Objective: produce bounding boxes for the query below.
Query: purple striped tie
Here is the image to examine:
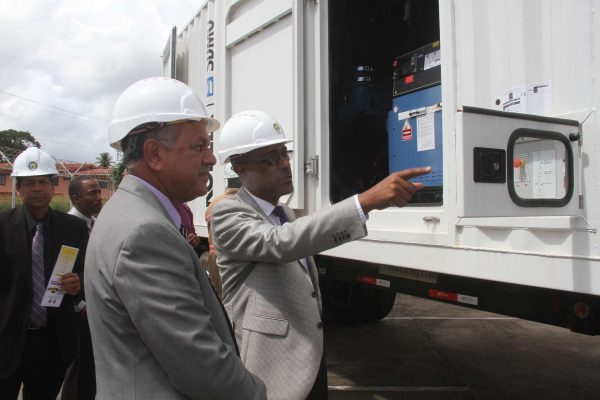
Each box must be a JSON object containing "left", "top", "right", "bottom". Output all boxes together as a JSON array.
[
  {"left": 272, "top": 206, "right": 309, "bottom": 269},
  {"left": 31, "top": 223, "right": 47, "bottom": 327}
]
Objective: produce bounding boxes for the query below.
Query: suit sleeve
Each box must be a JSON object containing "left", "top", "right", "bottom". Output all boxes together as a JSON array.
[
  {"left": 211, "top": 196, "right": 367, "bottom": 263},
  {"left": 113, "top": 222, "right": 266, "bottom": 400}
]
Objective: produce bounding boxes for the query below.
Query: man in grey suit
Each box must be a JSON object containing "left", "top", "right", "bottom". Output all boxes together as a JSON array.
[
  {"left": 211, "top": 110, "right": 431, "bottom": 400},
  {"left": 84, "top": 78, "right": 266, "bottom": 400}
]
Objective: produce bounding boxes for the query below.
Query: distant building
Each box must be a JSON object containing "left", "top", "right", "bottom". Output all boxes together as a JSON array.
[{"left": 0, "top": 162, "right": 111, "bottom": 201}]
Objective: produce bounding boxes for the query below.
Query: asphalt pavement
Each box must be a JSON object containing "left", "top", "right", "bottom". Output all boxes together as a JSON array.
[{"left": 325, "top": 293, "right": 600, "bottom": 400}]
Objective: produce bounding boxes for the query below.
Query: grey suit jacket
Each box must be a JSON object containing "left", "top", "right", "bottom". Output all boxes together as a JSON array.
[
  {"left": 211, "top": 187, "right": 367, "bottom": 400},
  {"left": 84, "top": 176, "right": 266, "bottom": 400}
]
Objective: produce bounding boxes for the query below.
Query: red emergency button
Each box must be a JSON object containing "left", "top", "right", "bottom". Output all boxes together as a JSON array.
[{"left": 514, "top": 159, "right": 525, "bottom": 168}]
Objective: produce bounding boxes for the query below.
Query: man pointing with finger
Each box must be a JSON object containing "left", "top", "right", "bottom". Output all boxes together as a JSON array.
[{"left": 211, "top": 110, "right": 431, "bottom": 400}]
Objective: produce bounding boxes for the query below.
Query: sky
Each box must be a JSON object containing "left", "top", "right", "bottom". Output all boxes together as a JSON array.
[{"left": 0, "top": 0, "right": 201, "bottom": 163}]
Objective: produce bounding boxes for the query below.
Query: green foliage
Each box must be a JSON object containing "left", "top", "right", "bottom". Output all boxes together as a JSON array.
[
  {"left": 0, "top": 196, "right": 71, "bottom": 213},
  {"left": 0, "top": 129, "right": 41, "bottom": 157},
  {"left": 95, "top": 152, "right": 113, "bottom": 168},
  {"left": 109, "top": 160, "right": 126, "bottom": 189}
]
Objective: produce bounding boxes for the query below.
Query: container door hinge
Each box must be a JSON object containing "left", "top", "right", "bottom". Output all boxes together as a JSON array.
[
  {"left": 579, "top": 195, "right": 584, "bottom": 209},
  {"left": 304, "top": 155, "right": 319, "bottom": 178}
]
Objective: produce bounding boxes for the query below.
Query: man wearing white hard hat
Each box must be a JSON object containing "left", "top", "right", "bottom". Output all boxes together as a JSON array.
[
  {"left": 210, "top": 110, "right": 431, "bottom": 400},
  {"left": 84, "top": 77, "right": 266, "bottom": 400},
  {"left": 0, "top": 147, "right": 88, "bottom": 400}
]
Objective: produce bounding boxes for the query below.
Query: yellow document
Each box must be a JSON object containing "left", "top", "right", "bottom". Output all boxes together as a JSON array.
[{"left": 41, "top": 245, "right": 79, "bottom": 307}]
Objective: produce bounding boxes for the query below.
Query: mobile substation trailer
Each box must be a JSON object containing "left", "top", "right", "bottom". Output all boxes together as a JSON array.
[{"left": 163, "top": 0, "right": 600, "bottom": 334}]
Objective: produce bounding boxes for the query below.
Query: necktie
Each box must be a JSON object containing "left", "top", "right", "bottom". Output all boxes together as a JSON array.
[
  {"left": 31, "top": 223, "right": 47, "bottom": 327},
  {"left": 179, "top": 224, "right": 187, "bottom": 238},
  {"left": 272, "top": 205, "right": 288, "bottom": 224},
  {"left": 272, "top": 206, "right": 309, "bottom": 269}
]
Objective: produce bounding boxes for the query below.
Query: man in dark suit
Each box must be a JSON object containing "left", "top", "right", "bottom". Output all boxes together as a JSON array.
[
  {"left": 61, "top": 176, "right": 102, "bottom": 400},
  {"left": 0, "top": 147, "right": 89, "bottom": 400}
]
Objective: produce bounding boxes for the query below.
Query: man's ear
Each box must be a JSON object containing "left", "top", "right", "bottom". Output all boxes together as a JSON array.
[
  {"left": 232, "top": 163, "right": 244, "bottom": 175},
  {"left": 143, "top": 139, "right": 163, "bottom": 172}
]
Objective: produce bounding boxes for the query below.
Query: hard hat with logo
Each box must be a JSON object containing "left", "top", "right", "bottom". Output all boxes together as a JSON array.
[
  {"left": 11, "top": 147, "right": 58, "bottom": 177},
  {"left": 218, "top": 110, "right": 292, "bottom": 164},
  {"left": 108, "top": 77, "right": 220, "bottom": 150}
]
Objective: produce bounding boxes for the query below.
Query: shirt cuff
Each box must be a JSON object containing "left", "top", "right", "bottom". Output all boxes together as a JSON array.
[
  {"left": 74, "top": 300, "right": 86, "bottom": 313},
  {"left": 353, "top": 194, "right": 368, "bottom": 224}
]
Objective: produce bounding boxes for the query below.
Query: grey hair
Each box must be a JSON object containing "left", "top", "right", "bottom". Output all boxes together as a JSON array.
[{"left": 121, "top": 124, "right": 182, "bottom": 169}]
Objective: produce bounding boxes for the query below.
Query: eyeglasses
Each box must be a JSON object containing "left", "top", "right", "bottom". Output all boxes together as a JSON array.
[{"left": 235, "top": 148, "right": 293, "bottom": 167}]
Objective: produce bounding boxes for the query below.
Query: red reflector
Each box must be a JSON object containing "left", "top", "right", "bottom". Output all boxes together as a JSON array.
[
  {"left": 574, "top": 302, "right": 590, "bottom": 319},
  {"left": 429, "top": 289, "right": 457, "bottom": 302},
  {"left": 404, "top": 75, "right": 414, "bottom": 84},
  {"left": 357, "top": 275, "right": 377, "bottom": 285}
]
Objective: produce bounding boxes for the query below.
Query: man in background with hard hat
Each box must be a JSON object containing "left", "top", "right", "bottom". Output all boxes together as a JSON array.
[
  {"left": 210, "top": 110, "right": 431, "bottom": 400},
  {"left": 0, "top": 147, "right": 88, "bottom": 400},
  {"left": 84, "top": 77, "right": 266, "bottom": 400}
]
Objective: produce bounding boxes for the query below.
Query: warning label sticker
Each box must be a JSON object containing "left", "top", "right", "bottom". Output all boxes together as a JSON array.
[{"left": 401, "top": 119, "right": 413, "bottom": 141}]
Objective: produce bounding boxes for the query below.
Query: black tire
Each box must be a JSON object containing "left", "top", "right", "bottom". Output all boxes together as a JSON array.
[{"left": 320, "top": 279, "right": 396, "bottom": 323}]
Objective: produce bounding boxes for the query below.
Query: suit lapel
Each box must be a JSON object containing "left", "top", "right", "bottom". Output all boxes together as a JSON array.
[
  {"left": 237, "top": 187, "right": 321, "bottom": 294},
  {"left": 236, "top": 187, "right": 274, "bottom": 224},
  {"left": 45, "top": 209, "right": 61, "bottom": 280},
  {"left": 10, "top": 206, "right": 33, "bottom": 288}
]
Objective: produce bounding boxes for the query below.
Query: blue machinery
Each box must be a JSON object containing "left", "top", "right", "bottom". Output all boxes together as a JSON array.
[{"left": 387, "top": 42, "right": 442, "bottom": 203}]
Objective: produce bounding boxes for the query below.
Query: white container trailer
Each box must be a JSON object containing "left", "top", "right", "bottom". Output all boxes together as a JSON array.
[{"left": 164, "top": 0, "right": 600, "bottom": 334}]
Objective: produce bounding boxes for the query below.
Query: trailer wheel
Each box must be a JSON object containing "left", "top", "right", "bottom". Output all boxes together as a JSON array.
[{"left": 321, "top": 280, "right": 396, "bottom": 323}]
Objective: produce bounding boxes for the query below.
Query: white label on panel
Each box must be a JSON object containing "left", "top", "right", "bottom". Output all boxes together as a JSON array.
[
  {"left": 424, "top": 49, "right": 441, "bottom": 70},
  {"left": 502, "top": 82, "right": 552, "bottom": 114},
  {"left": 532, "top": 149, "right": 557, "bottom": 198},
  {"left": 417, "top": 112, "right": 435, "bottom": 151}
]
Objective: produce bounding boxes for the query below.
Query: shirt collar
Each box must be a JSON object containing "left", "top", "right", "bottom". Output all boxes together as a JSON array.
[
  {"left": 23, "top": 206, "right": 50, "bottom": 232},
  {"left": 68, "top": 207, "right": 92, "bottom": 230},
  {"left": 245, "top": 190, "right": 283, "bottom": 218},
  {"left": 128, "top": 175, "right": 181, "bottom": 228}
]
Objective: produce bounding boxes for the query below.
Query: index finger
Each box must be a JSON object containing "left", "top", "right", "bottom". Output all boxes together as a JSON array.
[{"left": 395, "top": 166, "right": 432, "bottom": 180}]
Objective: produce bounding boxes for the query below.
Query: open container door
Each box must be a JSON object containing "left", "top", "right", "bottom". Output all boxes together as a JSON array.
[{"left": 222, "top": 0, "right": 305, "bottom": 209}]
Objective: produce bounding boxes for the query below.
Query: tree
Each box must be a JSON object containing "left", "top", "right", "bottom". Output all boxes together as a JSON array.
[
  {"left": 96, "top": 152, "right": 113, "bottom": 168},
  {"left": 0, "top": 129, "right": 41, "bottom": 160},
  {"left": 109, "top": 160, "right": 126, "bottom": 190}
]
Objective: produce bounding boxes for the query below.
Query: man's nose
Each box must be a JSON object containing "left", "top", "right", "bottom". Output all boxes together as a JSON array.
[
  {"left": 206, "top": 151, "right": 217, "bottom": 166},
  {"left": 278, "top": 156, "right": 291, "bottom": 168}
]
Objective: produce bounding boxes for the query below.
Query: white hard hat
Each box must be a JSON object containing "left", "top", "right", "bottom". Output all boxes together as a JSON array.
[
  {"left": 218, "top": 110, "right": 292, "bottom": 164},
  {"left": 108, "top": 77, "right": 220, "bottom": 150},
  {"left": 11, "top": 147, "right": 58, "bottom": 177}
]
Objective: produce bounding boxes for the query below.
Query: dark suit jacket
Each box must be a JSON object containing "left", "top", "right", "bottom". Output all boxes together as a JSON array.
[{"left": 0, "top": 206, "right": 89, "bottom": 379}]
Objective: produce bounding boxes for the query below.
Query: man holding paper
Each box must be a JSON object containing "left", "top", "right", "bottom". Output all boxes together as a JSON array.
[{"left": 0, "top": 147, "right": 89, "bottom": 400}]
